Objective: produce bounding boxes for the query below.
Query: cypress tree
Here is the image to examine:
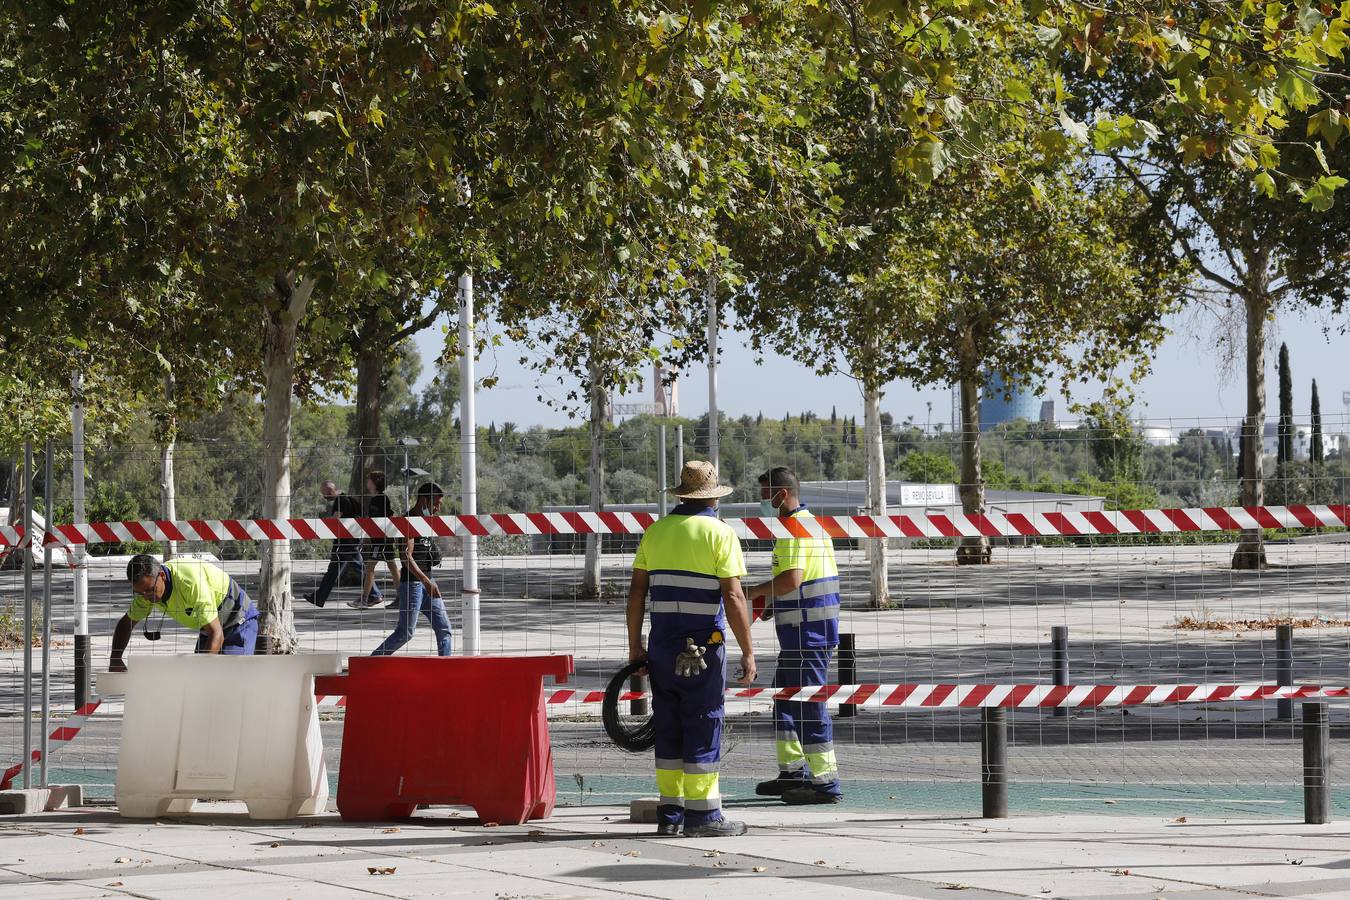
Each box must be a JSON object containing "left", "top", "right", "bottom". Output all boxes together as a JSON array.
[
  {"left": 1311, "top": 379, "right": 1324, "bottom": 465},
  {"left": 1277, "top": 342, "right": 1294, "bottom": 467},
  {"left": 831, "top": 405, "right": 838, "bottom": 425}
]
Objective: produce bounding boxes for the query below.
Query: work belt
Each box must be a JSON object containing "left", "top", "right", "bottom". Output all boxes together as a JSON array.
[{"left": 216, "top": 579, "right": 248, "bottom": 630}]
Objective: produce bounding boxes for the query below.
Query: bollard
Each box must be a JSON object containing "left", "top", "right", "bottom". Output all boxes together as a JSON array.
[
  {"left": 1276, "top": 624, "right": 1294, "bottom": 721},
  {"left": 1051, "top": 625, "right": 1068, "bottom": 719},
  {"left": 981, "top": 706, "right": 1008, "bottom": 818},
  {"left": 838, "top": 633, "right": 857, "bottom": 719},
  {"left": 1303, "top": 701, "right": 1331, "bottom": 824},
  {"left": 629, "top": 673, "right": 648, "bottom": 717}
]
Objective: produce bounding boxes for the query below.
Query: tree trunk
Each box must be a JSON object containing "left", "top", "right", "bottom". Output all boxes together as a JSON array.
[
  {"left": 956, "top": 368, "right": 990, "bottom": 565},
  {"left": 160, "top": 373, "right": 177, "bottom": 560},
  {"left": 582, "top": 353, "right": 605, "bottom": 598},
  {"left": 1233, "top": 287, "right": 1269, "bottom": 570},
  {"left": 258, "top": 273, "right": 315, "bottom": 654},
  {"left": 864, "top": 383, "right": 891, "bottom": 608},
  {"left": 350, "top": 345, "right": 383, "bottom": 495}
]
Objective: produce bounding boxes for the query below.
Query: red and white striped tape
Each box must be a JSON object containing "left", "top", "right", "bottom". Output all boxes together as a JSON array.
[
  {"left": 0, "top": 701, "right": 102, "bottom": 790},
  {"left": 8, "top": 684, "right": 1345, "bottom": 783},
  {"left": 318, "top": 683, "right": 1350, "bottom": 714},
  {"left": 4, "top": 504, "right": 1350, "bottom": 549}
]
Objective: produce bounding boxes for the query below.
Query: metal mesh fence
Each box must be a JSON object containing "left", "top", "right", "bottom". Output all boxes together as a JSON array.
[{"left": 4, "top": 413, "right": 1350, "bottom": 812}]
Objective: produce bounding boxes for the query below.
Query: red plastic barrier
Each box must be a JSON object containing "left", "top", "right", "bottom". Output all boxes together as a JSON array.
[{"left": 315, "top": 654, "right": 574, "bottom": 824}]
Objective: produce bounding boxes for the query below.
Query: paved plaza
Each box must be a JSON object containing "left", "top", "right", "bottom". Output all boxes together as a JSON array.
[
  {"left": 5, "top": 803, "right": 1350, "bottom": 899},
  {"left": 3, "top": 541, "right": 1350, "bottom": 897}
]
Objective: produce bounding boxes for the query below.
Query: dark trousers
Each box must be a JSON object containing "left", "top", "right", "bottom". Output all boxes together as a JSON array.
[{"left": 314, "top": 548, "right": 380, "bottom": 605}]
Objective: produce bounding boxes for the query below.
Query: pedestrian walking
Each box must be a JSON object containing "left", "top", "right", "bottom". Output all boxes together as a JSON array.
[
  {"left": 302, "top": 480, "right": 380, "bottom": 608},
  {"left": 371, "top": 482, "right": 453, "bottom": 656},
  {"left": 626, "top": 460, "right": 756, "bottom": 837},
  {"left": 353, "top": 470, "right": 400, "bottom": 608}
]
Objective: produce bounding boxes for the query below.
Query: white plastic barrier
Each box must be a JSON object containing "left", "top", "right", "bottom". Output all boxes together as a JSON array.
[{"left": 97, "top": 653, "right": 342, "bottom": 819}]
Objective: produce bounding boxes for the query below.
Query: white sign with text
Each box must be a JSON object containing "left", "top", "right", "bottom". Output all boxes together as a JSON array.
[{"left": 899, "top": 484, "right": 958, "bottom": 507}]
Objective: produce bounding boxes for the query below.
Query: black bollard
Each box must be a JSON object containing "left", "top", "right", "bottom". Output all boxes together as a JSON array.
[
  {"left": 981, "top": 706, "right": 1008, "bottom": 818},
  {"left": 1303, "top": 701, "right": 1331, "bottom": 824},
  {"left": 1051, "top": 625, "right": 1068, "bottom": 719},
  {"left": 1276, "top": 624, "right": 1294, "bottom": 721},
  {"left": 75, "top": 635, "right": 91, "bottom": 707},
  {"left": 838, "top": 633, "right": 857, "bottom": 719},
  {"left": 629, "top": 673, "right": 648, "bottom": 716}
]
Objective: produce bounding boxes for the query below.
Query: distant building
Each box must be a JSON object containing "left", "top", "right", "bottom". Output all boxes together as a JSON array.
[
  {"left": 1138, "top": 425, "right": 1176, "bottom": 447},
  {"left": 979, "top": 373, "right": 1043, "bottom": 431},
  {"left": 1260, "top": 421, "right": 1309, "bottom": 460}
]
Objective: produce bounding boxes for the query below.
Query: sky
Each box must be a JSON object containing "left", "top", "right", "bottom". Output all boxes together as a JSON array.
[{"left": 410, "top": 301, "right": 1350, "bottom": 432}]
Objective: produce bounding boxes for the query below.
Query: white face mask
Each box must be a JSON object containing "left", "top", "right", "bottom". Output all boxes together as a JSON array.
[{"left": 759, "top": 490, "right": 787, "bottom": 517}]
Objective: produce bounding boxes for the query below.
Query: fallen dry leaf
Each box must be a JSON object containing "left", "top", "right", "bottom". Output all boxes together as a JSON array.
[
  {"left": 943, "top": 884, "right": 971, "bottom": 891},
  {"left": 483, "top": 821, "right": 500, "bottom": 828},
  {"left": 107, "top": 882, "right": 123, "bottom": 888},
  {"left": 368, "top": 866, "right": 397, "bottom": 875},
  {"left": 712, "top": 861, "right": 727, "bottom": 868},
  {"left": 73, "top": 827, "right": 86, "bottom": 836},
  {"left": 114, "top": 857, "right": 131, "bottom": 864},
  {"left": 527, "top": 829, "right": 545, "bottom": 837},
  {"left": 624, "top": 850, "right": 641, "bottom": 858},
  {"left": 752, "top": 866, "right": 766, "bottom": 873},
  {"left": 591, "top": 841, "right": 605, "bottom": 848},
  {"left": 814, "top": 859, "right": 826, "bottom": 866},
  {"left": 382, "top": 828, "right": 401, "bottom": 834},
  {"left": 1104, "top": 800, "right": 1118, "bottom": 805},
  {"left": 1112, "top": 868, "right": 1130, "bottom": 876},
  {"left": 704, "top": 850, "right": 721, "bottom": 858},
  {"left": 270, "top": 843, "right": 280, "bottom": 848},
  {"left": 1174, "top": 816, "right": 1187, "bottom": 824},
  {"left": 1172, "top": 614, "right": 1350, "bottom": 632}
]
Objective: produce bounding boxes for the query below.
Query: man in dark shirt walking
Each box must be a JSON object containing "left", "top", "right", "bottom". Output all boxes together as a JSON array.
[{"left": 302, "top": 480, "right": 382, "bottom": 608}]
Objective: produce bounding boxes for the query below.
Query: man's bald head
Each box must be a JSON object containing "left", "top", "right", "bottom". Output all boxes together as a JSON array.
[{"left": 321, "top": 480, "right": 339, "bottom": 499}]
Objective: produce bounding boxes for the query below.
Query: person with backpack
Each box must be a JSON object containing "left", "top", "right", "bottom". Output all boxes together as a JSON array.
[{"left": 371, "top": 481, "right": 452, "bottom": 656}]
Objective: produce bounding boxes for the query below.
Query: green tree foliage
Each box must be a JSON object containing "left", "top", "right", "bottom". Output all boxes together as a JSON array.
[{"left": 1278, "top": 342, "right": 1295, "bottom": 469}]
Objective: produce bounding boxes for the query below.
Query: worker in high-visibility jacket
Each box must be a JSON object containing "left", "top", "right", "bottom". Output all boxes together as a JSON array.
[
  {"left": 627, "top": 460, "right": 757, "bottom": 837},
  {"left": 746, "top": 466, "right": 842, "bottom": 804},
  {"left": 110, "top": 554, "right": 259, "bottom": 670}
]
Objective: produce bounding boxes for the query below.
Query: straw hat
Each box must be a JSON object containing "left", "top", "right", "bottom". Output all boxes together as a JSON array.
[{"left": 668, "top": 460, "right": 734, "bottom": 499}]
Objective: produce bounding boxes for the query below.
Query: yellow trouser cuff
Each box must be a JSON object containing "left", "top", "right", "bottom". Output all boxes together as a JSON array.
[
  {"left": 683, "top": 771, "right": 721, "bottom": 802},
  {"left": 656, "top": 768, "right": 684, "bottom": 799}
]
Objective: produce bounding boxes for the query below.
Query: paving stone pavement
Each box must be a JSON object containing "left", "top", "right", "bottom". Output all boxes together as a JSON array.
[{"left": 4, "top": 803, "right": 1350, "bottom": 898}]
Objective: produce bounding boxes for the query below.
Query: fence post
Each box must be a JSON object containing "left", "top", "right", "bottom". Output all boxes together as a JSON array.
[
  {"left": 1051, "top": 625, "right": 1068, "bottom": 719},
  {"left": 629, "top": 673, "right": 648, "bottom": 717},
  {"left": 981, "top": 706, "right": 1008, "bottom": 818},
  {"left": 22, "top": 440, "right": 34, "bottom": 790},
  {"left": 838, "top": 633, "right": 857, "bottom": 719},
  {"left": 1303, "top": 701, "right": 1331, "bottom": 824},
  {"left": 41, "top": 439, "right": 53, "bottom": 788},
  {"left": 1276, "top": 624, "right": 1294, "bottom": 721}
]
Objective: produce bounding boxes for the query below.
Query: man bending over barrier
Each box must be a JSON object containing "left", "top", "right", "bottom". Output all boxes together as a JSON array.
[
  {"left": 110, "top": 555, "right": 259, "bottom": 669},
  {"left": 746, "top": 466, "right": 843, "bottom": 805},
  {"left": 627, "top": 460, "right": 756, "bottom": 838}
]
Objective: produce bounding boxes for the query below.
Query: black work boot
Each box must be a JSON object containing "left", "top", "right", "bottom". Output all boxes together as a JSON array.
[
  {"left": 683, "top": 818, "right": 747, "bottom": 837},
  {"left": 755, "top": 774, "right": 804, "bottom": 796},
  {"left": 782, "top": 786, "right": 841, "bottom": 805}
]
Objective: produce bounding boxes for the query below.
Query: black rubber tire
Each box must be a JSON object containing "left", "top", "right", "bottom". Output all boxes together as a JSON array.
[{"left": 602, "top": 659, "right": 656, "bottom": 753}]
